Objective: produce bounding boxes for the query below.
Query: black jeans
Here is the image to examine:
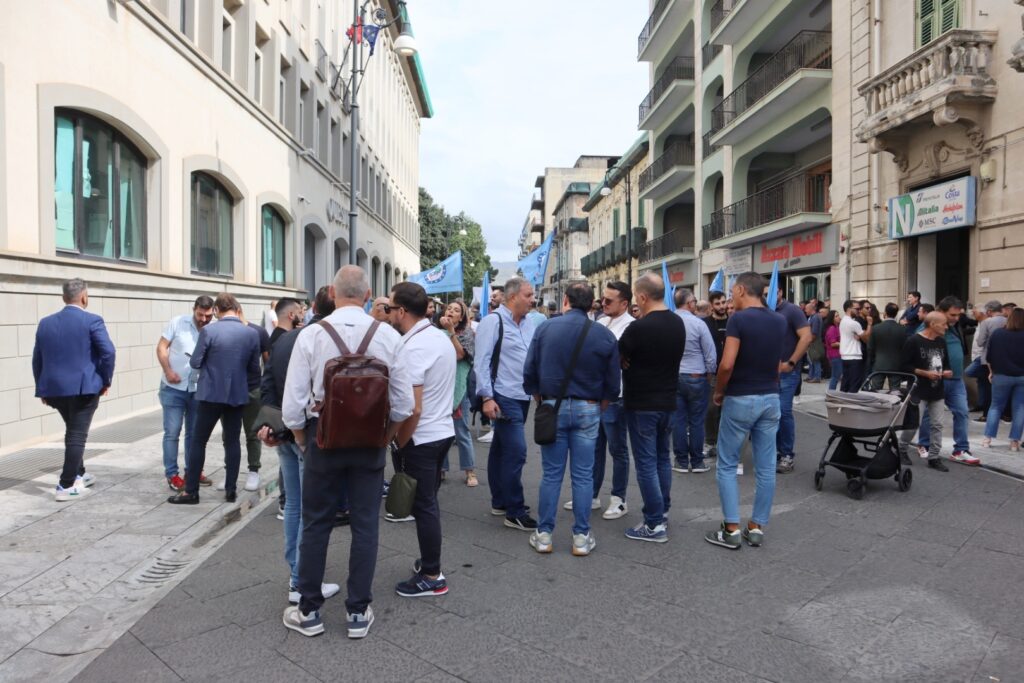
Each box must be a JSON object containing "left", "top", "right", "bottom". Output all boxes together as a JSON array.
[
  {"left": 841, "top": 359, "right": 865, "bottom": 393},
  {"left": 186, "top": 401, "right": 244, "bottom": 495},
  {"left": 48, "top": 394, "right": 100, "bottom": 488},
  {"left": 298, "top": 423, "right": 385, "bottom": 616},
  {"left": 394, "top": 437, "right": 455, "bottom": 576}
]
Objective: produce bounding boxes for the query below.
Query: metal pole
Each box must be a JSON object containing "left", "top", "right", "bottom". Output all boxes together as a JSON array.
[
  {"left": 625, "top": 173, "right": 633, "bottom": 286},
  {"left": 347, "top": 0, "right": 361, "bottom": 266}
]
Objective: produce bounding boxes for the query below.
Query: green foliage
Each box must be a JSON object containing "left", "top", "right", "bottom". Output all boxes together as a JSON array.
[{"left": 418, "top": 187, "right": 493, "bottom": 301}]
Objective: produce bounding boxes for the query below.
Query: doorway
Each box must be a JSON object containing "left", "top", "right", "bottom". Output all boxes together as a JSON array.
[{"left": 935, "top": 227, "right": 969, "bottom": 304}]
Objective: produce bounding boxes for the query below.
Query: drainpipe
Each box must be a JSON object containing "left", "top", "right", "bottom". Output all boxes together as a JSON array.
[{"left": 867, "top": 0, "right": 882, "bottom": 300}]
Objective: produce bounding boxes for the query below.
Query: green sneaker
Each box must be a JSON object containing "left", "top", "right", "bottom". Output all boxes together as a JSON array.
[
  {"left": 741, "top": 525, "right": 764, "bottom": 547},
  {"left": 704, "top": 523, "right": 741, "bottom": 550}
]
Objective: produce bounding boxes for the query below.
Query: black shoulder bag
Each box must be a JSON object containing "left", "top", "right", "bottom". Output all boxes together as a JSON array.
[{"left": 533, "top": 319, "right": 593, "bottom": 445}]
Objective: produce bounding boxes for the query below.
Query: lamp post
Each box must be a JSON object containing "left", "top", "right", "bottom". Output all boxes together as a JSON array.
[
  {"left": 600, "top": 164, "right": 633, "bottom": 286},
  {"left": 335, "top": 0, "right": 418, "bottom": 266}
]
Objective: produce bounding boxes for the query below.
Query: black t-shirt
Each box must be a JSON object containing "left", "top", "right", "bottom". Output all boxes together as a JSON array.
[
  {"left": 902, "top": 333, "right": 948, "bottom": 401},
  {"left": 703, "top": 314, "right": 729, "bottom": 364},
  {"left": 269, "top": 326, "right": 287, "bottom": 346},
  {"left": 725, "top": 307, "right": 787, "bottom": 396},
  {"left": 619, "top": 309, "right": 686, "bottom": 411}
]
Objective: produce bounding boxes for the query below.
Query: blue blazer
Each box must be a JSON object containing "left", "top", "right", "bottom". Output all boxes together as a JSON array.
[
  {"left": 33, "top": 306, "right": 116, "bottom": 398},
  {"left": 190, "top": 317, "right": 261, "bottom": 406}
]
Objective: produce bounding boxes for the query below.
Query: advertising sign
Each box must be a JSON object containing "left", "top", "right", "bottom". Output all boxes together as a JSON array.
[
  {"left": 723, "top": 246, "right": 751, "bottom": 275},
  {"left": 754, "top": 226, "right": 838, "bottom": 272},
  {"left": 888, "top": 176, "right": 976, "bottom": 240}
]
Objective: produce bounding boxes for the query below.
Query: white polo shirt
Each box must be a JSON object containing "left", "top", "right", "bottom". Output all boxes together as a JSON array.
[
  {"left": 839, "top": 315, "right": 864, "bottom": 360},
  {"left": 402, "top": 319, "right": 457, "bottom": 446}
]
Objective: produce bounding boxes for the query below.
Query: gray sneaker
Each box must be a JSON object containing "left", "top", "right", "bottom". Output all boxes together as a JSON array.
[
  {"left": 571, "top": 532, "right": 596, "bottom": 556},
  {"left": 704, "top": 523, "right": 741, "bottom": 550},
  {"left": 529, "top": 530, "right": 553, "bottom": 554},
  {"left": 776, "top": 455, "right": 794, "bottom": 474},
  {"left": 741, "top": 525, "right": 764, "bottom": 547}
]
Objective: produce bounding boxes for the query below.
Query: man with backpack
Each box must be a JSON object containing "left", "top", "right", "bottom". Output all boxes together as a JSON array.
[{"left": 280, "top": 266, "right": 414, "bottom": 640}]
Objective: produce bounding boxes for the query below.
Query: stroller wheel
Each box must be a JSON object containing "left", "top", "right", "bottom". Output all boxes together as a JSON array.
[
  {"left": 814, "top": 469, "right": 824, "bottom": 491},
  {"left": 898, "top": 468, "right": 913, "bottom": 492},
  {"left": 846, "top": 478, "right": 864, "bottom": 500}
]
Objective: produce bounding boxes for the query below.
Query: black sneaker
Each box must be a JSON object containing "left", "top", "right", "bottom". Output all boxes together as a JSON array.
[
  {"left": 504, "top": 515, "right": 538, "bottom": 531},
  {"left": 167, "top": 492, "right": 199, "bottom": 505},
  {"left": 927, "top": 459, "right": 949, "bottom": 472},
  {"left": 395, "top": 572, "right": 448, "bottom": 597},
  {"left": 334, "top": 511, "right": 351, "bottom": 527}
]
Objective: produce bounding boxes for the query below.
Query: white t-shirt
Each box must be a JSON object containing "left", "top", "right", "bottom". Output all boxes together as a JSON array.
[
  {"left": 599, "top": 312, "right": 634, "bottom": 397},
  {"left": 401, "top": 319, "right": 457, "bottom": 445},
  {"left": 263, "top": 308, "right": 277, "bottom": 335},
  {"left": 839, "top": 315, "right": 864, "bottom": 360}
]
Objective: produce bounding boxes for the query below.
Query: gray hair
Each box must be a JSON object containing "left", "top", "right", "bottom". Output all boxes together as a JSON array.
[
  {"left": 985, "top": 300, "right": 1003, "bottom": 314},
  {"left": 333, "top": 265, "right": 370, "bottom": 299},
  {"left": 62, "top": 278, "right": 88, "bottom": 303},
  {"left": 674, "top": 287, "right": 695, "bottom": 308},
  {"left": 633, "top": 273, "right": 665, "bottom": 301},
  {"left": 504, "top": 276, "right": 529, "bottom": 297}
]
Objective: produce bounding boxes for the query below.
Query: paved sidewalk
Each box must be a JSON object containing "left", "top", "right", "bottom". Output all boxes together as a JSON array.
[
  {"left": 77, "top": 414, "right": 1024, "bottom": 682},
  {"left": 0, "top": 409, "right": 279, "bottom": 683}
]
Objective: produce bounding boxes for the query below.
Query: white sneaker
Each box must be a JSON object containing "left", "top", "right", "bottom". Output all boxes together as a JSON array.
[
  {"left": 602, "top": 496, "right": 628, "bottom": 520},
  {"left": 54, "top": 484, "right": 89, "bottom": 502},
  {"left": 215, "top": 479, "right": 227, "bottom": 491},
  {"left": 529, "top": 530, "right": 553, "bottom": 553},
  {"left": 384, "top": 513, "right": 415, "bottom": 523},
  {"left": 572, "top": 532, "right": 596, "bottom": 556},
  {"left": 78, "top": 473, "right": 96, "bottom": 488},
  {"left": 289, "top": 582, "right": 340, "bottom": 605},
  {"left": 563, "top": 497, "right": 600, "bottom": 511},
  {"left": 737, "top": 463, "right": 744, "bottom": 475},
  {"left": 244, "top": 471, "right": 260, "bottom": 491},
  {"left": 477, "top": 430, "right": 494, "bottom": 443}
]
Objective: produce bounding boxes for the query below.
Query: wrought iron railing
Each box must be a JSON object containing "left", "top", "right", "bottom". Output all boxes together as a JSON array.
[
  {"left": 702, "top": 41, "right": 723, "bottom": 69},
  {"left": 639, "top": 229, "right": 696, "bottom": 264},
  {"left": 709, "top": 0, "right": 737, "bottom": 34},
  {"left": 703, "top": 171, "right": 831, "bottom": 244},
  {"left": 639, "top": 56, "right": 696, "bottom": 123},
  {"left": 638, "top": 140, "right": 696, "bottom": 193},
  {"left": 702, "top": 131, "right": 720, "bottom": 159},
  {"left": 638, "top": 0, "right": 672, "bottom": 56},
  {"left": 710, "top": 30, "right": 832, "bottom": 134}
]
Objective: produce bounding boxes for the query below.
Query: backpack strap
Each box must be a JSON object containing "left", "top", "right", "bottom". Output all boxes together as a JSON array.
[
  {"left": 490, "top": 314, "right": 504, "bottom": 387},
  {"left": 356, "top": 320, "right": 381, "bottom": 355},
  {"left": 317, "top": 320, "right": 352, "bottom": 355}
]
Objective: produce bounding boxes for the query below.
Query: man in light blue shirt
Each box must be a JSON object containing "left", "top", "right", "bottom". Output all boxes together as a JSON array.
[
  {"left": 473, "top": 277, "right": 537, "bottom": 530},
  {"left": 672, "top": 288, "right": 718, "bottom": 473},
  {"left": 156, "top": 295, "right": 214, "bottom": 491}
]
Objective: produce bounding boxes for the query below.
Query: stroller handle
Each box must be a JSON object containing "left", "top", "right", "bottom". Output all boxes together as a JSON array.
[{"left": 860, "top": 371, "right": 917, "bottom": 394}]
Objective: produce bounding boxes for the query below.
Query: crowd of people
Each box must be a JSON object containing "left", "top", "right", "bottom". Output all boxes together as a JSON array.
[{"left": 30, "top": 272, "right": 1024, "bottom": 640}]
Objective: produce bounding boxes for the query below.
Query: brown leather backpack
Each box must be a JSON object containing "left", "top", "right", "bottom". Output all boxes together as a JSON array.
[{"left": 314, "top": 320, "right": 391, "bottom": 450}]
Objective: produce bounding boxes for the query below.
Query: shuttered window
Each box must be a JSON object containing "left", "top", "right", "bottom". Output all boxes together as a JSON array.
[{"left": 917, "top": 0, "right": 961, "bottom": 47}]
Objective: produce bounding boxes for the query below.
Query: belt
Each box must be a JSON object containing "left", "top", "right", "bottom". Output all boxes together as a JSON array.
[
  {"left": 542, "top": 396, "right": 599, "bottom": 404},
  {"left": 684, "top": 373, "right": 706, "bottom": 378}
]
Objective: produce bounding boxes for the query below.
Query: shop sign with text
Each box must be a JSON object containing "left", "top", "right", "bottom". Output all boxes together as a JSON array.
[
  {"left": 723, "top": 246, "right": 751, "bottom": 275},
  {"left": 755, "top": 226, "right": 838, "bottom": 272},
  {"left": 888, "top": 176, "right": 976, "bottom": 239}
]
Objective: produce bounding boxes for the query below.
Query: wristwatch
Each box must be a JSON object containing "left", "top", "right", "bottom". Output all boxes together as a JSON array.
[{"left": 784, "top": 359, "right": 796, "bottom": 368}]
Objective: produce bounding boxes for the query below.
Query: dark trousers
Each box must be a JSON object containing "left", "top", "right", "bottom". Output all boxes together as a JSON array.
[
  {"left": 298, "top": 432, "right": 384, "bottom": 616},
  {"left": 48, "top": 394, "right": 100, "bottom": 488},
  {"left": 841, "top": 359, "right": 865, "bottom": 393},
  {"left": 488, "top": 394, "right": 531, "bottom": 518},
  {"left": 239, "top": 388, "right": 262, "bottom": 472},
  {"left": 186, "top": 401, "right": 244, "bottom": 495},
  {"left": 394, "top": 437, "right": 455, "bottom": 576}
]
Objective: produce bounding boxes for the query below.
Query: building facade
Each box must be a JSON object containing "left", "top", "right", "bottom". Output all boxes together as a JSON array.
[
  {"left": 541, "top": 183, "right": 593, "bottom": 304},
  {"left": 0, "top": 0, "right": 430, "bottom": 450}
]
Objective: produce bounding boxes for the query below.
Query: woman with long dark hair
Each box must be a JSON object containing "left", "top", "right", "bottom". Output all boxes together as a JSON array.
[
  {"left": 982, "top": 308, "right": 1024, "bottom": 452},
  {"left": 438, "top": 300, "right": 478, "bottom": 485},
  {"left": 824, "top": 309, "right": 843, "bottom": 391}
]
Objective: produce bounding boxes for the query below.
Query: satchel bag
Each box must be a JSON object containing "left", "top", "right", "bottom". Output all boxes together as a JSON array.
[
  {"left": 533, "top": 319, "right": 593, "bottom": 445},
  {"left": 385, "top": 449, "right": 417, "bottom": 518},
  {"left": 254, "top": 404, "right": 293, "bottom": 442}
]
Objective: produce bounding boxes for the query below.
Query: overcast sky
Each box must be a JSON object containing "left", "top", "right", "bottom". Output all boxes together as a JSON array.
[{"left": 412, "top": 0, "right": 651, "bottom": 263}]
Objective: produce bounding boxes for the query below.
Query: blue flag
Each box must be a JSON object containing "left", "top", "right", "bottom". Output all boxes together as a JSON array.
[
  {"left": 363, "top": 25, "right": 380, "bottom": 56},
  {"left": 662, "top": 261, "right": 675, "bottom": 312},
  {"left": 709, "top": 267, "right": 725, "bottom": 294},
  {"left": 518, "top": 229, "right": 555, "bottom": 287},
  {"left": 766, "top": 261, "right": 780, "bottom": 310},
  {"left": 409, "top": 251, "right": 464, "bottom": 295},
  {"left": 481, "top": 270, "right": 491, "bottom": 315}
]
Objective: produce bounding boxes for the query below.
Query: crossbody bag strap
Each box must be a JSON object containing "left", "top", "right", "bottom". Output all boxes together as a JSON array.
[
  {"left": 355, "top": 320, "right": 381, "bottom": 355},
  {"left": 490, "top": 314, "right": 504, "bottom": 387},
  {"left": 318, "top": 320, "right": 352, "bottom": 355},
  {"left": 552, "top": 319, "right": 593, "bottom": 413}
]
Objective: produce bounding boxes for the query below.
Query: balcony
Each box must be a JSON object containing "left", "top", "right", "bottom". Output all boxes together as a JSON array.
[
  {"left": 710, "top": 31, "right": 832, "bottom": 147},
  {"left": 703, "top": 171, "right": 831, "bottom": 249},
  {"left": 709, "top": 0, "right": 759, "bottom": 45},
  {"left": 638, "top": 141, "right": 695, "bottom": 199},
  {"left": 314, "top": 40, "right": 328, "bottom": 81},
  {"left": 638, "top": 229, "right": 696, "bottom": 266},
  {"left": 639, "top": 57, "right": 696, "bottom": 130},
  {"left": 855, "top": 30, "right": 997, "bottom": 154},
  {"left": 638, "top": 0, "right": 694, "bottom": 62},
  {"left": 702, "top": 131, "right": 721, "bottom": 160},
  {"left": 568, "top": 217, "right": 589, "bottom": 233},
  {"left": 702, "top": 42, "right": 723, "bottom": 70}
]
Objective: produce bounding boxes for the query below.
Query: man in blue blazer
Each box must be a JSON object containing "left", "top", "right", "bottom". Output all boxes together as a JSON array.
[
  {"left": 168, "top": 292, "right": 261, "bottom": 505},
  {"left": 33, "top": 278, "right": 116, "bottom": 502}
]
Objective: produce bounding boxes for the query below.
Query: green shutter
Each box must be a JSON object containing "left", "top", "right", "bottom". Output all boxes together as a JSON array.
[
  {"left": 939, "top": 0, "right": 960, "bottom": 35},
  {"left": 917, "top": 0, "right": 935, "bottom": 47},
  {"left": 917, "top": 0, "right": 959, "bottom": 47},
  {"left": 613, "top": 208, "right": 620, "bottom": 238},
  {"left": 638, "top": 199, "right": 645, "bottom": 228}
]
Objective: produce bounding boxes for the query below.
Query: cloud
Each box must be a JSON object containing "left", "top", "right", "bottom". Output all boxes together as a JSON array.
[{"left": 412, "top": 0, "right": 651, "bottom": 261}]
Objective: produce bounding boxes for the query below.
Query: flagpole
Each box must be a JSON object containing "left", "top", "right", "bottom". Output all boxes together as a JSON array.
[{"left": 347, "top": 0, "right": 361, "bottom": 267}]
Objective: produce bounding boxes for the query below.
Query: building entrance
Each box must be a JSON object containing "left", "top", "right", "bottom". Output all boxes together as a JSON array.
[{"left": 906, "top": 226, "right": 970, "bottom": 305}]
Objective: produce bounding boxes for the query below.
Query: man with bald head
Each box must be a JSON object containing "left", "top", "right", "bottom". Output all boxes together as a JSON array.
[
  {"left": 370, "top": 296, "right": 391, "bottom": 323},
  {"left": 901, "top": 310, "right": 953, "bottom": 472},
  {"left": 617, "top": 273, "right": 686, "bottom": 543}
]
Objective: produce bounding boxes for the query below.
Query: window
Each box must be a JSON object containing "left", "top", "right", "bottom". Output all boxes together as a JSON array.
[
  {"left": 917, "top": 0, "right": 961, "bottom": 47},
  {"left": 191, "top": 172, "right": 233, "bottom": 276},
  {"left": 222, "top": 12, "right": 234, "bottom": 77},
  {"left": 54, "top": 109, "right": 147, "bottom": 263},
  {"left": 262, "top": 206, "right": 286, "bottom": 285},
  {"left": 638, "top": 197, "right": 645, "bottom": 227},
  {"left": 278, "top": 75, "right": 286, "bottom": 124},
  {"left": 253, "top": 51, "right": 262, "bottom": 104},
  {"left": 613, "top": 208, "right": 620, "bottom": 239}
]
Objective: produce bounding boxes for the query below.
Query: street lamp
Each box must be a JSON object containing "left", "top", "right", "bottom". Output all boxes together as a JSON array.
[
  {"left": 333, "top": 1, "right": 418, "bottom": 266},
  {"left": 600, "top": 164, "right": 633, "bottom": 286}
]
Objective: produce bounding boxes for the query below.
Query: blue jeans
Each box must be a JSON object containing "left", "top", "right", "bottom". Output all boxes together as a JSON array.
[
  {"left": 278, "top": 440, "right": 304, "bottom": 587},
  {"left": 828, "top": 358, "right": 843, "bottom": 390},
  {"left": 488, "top": 393, "right": 531, "bottom": 518},
  {"left": 776, "top": 369, "right": 800, "bottom": 459},
  {"left": 538, "top": 400, "right": 600, "bottom": 535},
  {"left": 626, "top": 410, "right": 672, "bottom": 528},
  {"left": 808, "top": 360, "right": 822, "bottom": 381},
  {"left": 716, "top": 394, "right": 780, "bottom": 525},
  {"left": 965, "top": 358, "right": 991, "bottom": 412},
  {"left": 918, "top": 378, "right": 970, "bottom": 452},
  {"left": 444, "top": 395, "right": 475, "bottom": 471},
  {"left": 986, "top": 374, "right": 1024, "bottom": 441},
  {"left": 593, "top": 399, "right": 629, "bottom": 500},
  {"left": 673, "top": 375, "right": 710, "bottom": 468},
  {"left": 159, "top": 385, "right": 197, "bottom": 477}
]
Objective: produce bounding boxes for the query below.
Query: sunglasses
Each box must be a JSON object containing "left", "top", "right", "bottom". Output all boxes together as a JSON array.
[
  {"left": 382, "top": 304, "right": 400, "bottom": 314},
  {"left": 602, "top": 297, "right": 622, "bottom": 305}
]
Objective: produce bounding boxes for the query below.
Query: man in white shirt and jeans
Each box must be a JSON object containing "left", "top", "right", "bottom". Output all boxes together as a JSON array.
[
  {"left": 387, "top": 281, "right": 456, "bottom": 597},
  {"left": 281, "top": 266, "right": 413, "bottom": 640},
  {"left": 839, "top": 299, "right": 872, "bottom": 392}
]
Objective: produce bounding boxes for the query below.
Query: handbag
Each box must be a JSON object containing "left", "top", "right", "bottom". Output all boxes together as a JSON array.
[
  {"left": 534, "top": 319, "right": 593, "bottom": 445},
  {"left": 255, "top": 404, "right": 293, "bottom": 442},
  {"left": 385, "top": 448, "right": 417, "bottom": 518}
]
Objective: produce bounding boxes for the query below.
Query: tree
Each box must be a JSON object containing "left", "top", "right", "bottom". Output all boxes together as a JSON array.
[{"left": 418, "top": 187, "right": 493, "bottom": 302}]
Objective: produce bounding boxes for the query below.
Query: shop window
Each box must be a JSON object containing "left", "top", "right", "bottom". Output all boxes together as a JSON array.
[
  {"left": 262, "top": 205, "right": 286, "bottom": 285},
  {"left": 191, "top": 172, "right": 233, "bottom": 276},
  {"left": 54, "top": 109, "right": 147, "bottom": 263},
  {"left": 917, "top": 0, "right": 961, "bottom": 47}
]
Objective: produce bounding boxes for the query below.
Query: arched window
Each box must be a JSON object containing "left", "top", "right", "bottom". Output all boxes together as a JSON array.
[
  {"left": 191, "top": 172, "right": 233, "bottom": 276},
  {"left": 261, "top": 205, "right": 286, "bottom": 285},
  {"left": 54, "top": 109, "right": 147, "bottom": 262}
]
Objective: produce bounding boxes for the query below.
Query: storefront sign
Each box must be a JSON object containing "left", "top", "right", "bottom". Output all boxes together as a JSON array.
[
  {"left": 723, "top": 246, "right": 751, "bottom": 275},
  {"left": 888, "top": 176, "right": 976, "bottom": 239},
  {"left": 754, "top": 226, "right": 838, "bottom": 272},
  {"left": 665, "top": 262, "right": 693, "bottom": 286}
]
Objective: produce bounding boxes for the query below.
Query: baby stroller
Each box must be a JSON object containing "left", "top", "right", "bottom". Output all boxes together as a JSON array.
[{"left": 814, "top": 372, "right": 917, "bottom": 500}]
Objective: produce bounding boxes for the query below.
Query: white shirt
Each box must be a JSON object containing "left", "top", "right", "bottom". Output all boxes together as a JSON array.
[
  {"left": 839, "top": 315, "right": 864, "bottom": 360},
  {"left": 161, "top": 314, "right": 201, "bottom": 392},
  {"left": 401, "top": 319, "right": 457, "bottom": 445},
  {"left": 282, "top": 306, "right": 415, "bottom": 429},
  {"left": 262, "top": 308, "right": 277, "bottom": 336},
  {"left": 598, "top": 312, "right": 634, "bottom": 397}
]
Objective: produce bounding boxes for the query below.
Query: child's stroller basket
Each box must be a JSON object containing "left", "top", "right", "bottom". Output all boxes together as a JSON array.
[{"left": 825, "top": 390, "right": 908, "bottom": 436}]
